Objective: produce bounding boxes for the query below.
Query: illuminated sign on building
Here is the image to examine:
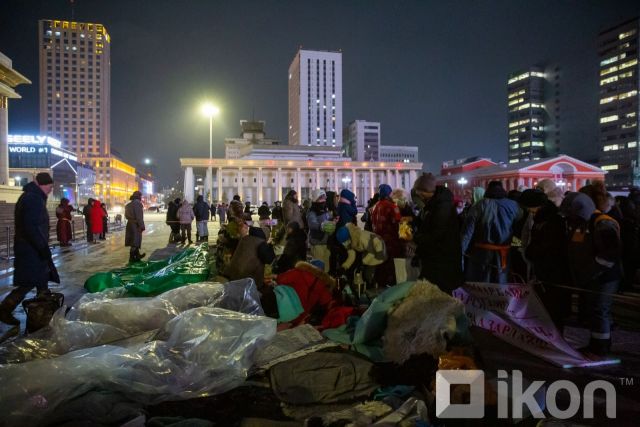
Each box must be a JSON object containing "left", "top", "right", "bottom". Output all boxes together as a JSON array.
[{"left": 7, "top": 134, "right": 63, "bottom": 148}]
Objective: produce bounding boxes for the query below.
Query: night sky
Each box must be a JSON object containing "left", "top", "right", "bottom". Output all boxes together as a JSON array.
[{"left": 2, "top": 0, "right": 639, "bottom": 187}]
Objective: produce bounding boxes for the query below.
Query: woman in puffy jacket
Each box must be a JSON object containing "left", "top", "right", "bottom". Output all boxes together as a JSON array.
[
  {"left": 178, "top": 199, "right": 195, "bottom": 244},
  {"left": 90, "top": 199, "right": 105, "bottom": 243}
]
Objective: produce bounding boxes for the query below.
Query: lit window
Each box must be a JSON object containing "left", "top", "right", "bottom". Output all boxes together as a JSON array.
[
  {"left": 600, "top": 95, "right": 616, "bottom": 104},
  {"left": 600, "top": 65, "right": 618, "bottom": 76},
  {"left": 619, "top": 59, "right": 638, "bottom": 70},
  {"left": 600, "top": 115, "right": 618, "bottom": 123},
  {"left": 532, "top": 141, "right": 544, "bottom": 147},
  {"left": 510, "top": 143, "right": 519, "bottom": 149},
  {"left": 509, "top": 159, "right": 518, "bottom": 164},
  {"left": 603, "top": 144, "right": 622, "bottom": 151},
  {"left": 601, "top": 164, "right": 618, "bottom": 171},
  {"left": 508, "top": 98, "right": 524, "bottom": 106},
  {"left": 507, "top": 72, "right": 530, "bottom": 84},
  {"left": 619, "top": 30, "right": 637, "bottom": 40},
  {"left": 600, "top": 55, "right": 620, "bottom": 66},
  {"left": 600, "top": 76, "right": 618, "bottom": 86},
  {"left": 619, "top": 90, "right": 638, "bottom": 100},
  {"left": 531, "top": 71, "right": 545, "bottom": 78},
  {"left": 521, "top": 142, "right": 531, "bottom": 147},
  {"left": 628, "top": 141, "right": 638, "bottom": 148}
]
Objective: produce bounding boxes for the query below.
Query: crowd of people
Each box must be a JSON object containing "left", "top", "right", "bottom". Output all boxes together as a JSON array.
[{"left": 1, "top": 170, "right": 638, "bottom": 359}]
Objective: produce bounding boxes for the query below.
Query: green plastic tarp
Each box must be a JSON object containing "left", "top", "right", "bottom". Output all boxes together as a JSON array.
[{"left": 84, "top": 244, "right": 210, "bottom": 296}]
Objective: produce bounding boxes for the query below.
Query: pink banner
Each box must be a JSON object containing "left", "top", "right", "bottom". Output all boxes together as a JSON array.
[{"left": 453, "top": 282, "right": 619, "bottom": 368}]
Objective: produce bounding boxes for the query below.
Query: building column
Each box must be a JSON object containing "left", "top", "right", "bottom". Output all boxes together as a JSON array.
[
  {"left": 205, "top": 167, "right": 213, "bottom": 203},
  {"left": 315, "top": 168, "right": 320, "bottom": 189},
  {"left": 369, "top": 169, "right": 374, "bottom": 199},
  {"left": 571, "top": 177, "right": 577, "bottom": 191},
  {"left": 0, "top": 96, "right": 8, "bottom": 185},
  {"left": 527, "top": 177, "right": 533, "bottom": 188},
  {"left": 258, "top": 167, "right": 263, "bottom": 203},
  {"left": 394, "top": 170, "right": 400, "bottom": 189},
  {"left": 351, "top": 168, "right": 357, "bottom": 199},
  {"left": 334, "top": 168, "right": 339, "bottom": 192},
  {"left": 296, "top": 167, "right": 302, "bottom": 198},
  {"left": 183, "top": 167, "right": 194, "bottom": 203},
  {"left": 386, "top": 169, "right": 392, "bottom": 185},
  {"left": 277, "top": 167, "right": 282, "bottom": 201},
  {"left": 409, "top": 169, "right": 417, "bottom": 187},
  {"left": 217, "top": 167, "right": 223, "bottom": 202},
  {"left": 237, "top": 167, "right": 243, "bottom": 200}
]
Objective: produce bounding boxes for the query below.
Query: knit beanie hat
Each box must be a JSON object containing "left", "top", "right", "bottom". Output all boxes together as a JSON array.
[
  {"left": 378, "top": 184, "right": 393, "bottom": 199},
  {"left": 311, "top": 189, "right": 326, "bottom": 202}
]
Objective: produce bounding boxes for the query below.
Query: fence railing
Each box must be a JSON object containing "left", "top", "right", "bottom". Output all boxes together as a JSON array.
[{"left": 0, "top": 215, "right": 125, "bottom": 260}]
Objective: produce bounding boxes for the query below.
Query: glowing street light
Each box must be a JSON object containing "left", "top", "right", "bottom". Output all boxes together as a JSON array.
[
  {"left": 457, "top": 177, "right": 468, "bottom": 185},
  {"left": 144, "top": 158, "right": 151, "bottom": 165}
]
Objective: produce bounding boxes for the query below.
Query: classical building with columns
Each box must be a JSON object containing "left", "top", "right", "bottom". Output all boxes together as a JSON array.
[
  {"left": 437, "top": 155, "right": 606, "bottom": 199},
  {"left": 181, "top": 120, "right": 423, "bottom": 204}
]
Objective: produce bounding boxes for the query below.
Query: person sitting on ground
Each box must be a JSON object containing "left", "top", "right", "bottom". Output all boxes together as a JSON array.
[{"left": 274, "top": 221, "right": 308, "bottom": 274}]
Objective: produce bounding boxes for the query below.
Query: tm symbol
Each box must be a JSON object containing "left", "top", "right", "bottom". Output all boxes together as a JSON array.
[{"left": 619, "top": 377, "right": 634, "bottom": 386}]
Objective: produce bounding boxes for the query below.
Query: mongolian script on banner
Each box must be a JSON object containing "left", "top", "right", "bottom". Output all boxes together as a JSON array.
[{"left": 452, "top": 282, "right": 619, "bottom": 368}]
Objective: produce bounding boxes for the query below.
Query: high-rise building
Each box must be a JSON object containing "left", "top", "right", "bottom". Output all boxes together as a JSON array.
[
  {"left": 288, "top": 49, "right": 342, "bottom": 147},
  {"left": 38, "top": 19, "right": 111, "bottom": 158},
  {"left": 597, "top": 17, "right": 640, "bottom": 189},
  {"left": 344, "top": 120, "right": 380, "bottom": 161},
  {"left": 507, "top": 65, "right": 561, "bottom": 163}
]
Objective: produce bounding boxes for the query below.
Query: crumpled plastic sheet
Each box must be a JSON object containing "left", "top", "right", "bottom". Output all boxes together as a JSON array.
[
  {"left": 0, "top": 279, "right": 264, "bottom": 364},
  {"left": 0, "top": 307, "right": 277, "bottom": 426}
]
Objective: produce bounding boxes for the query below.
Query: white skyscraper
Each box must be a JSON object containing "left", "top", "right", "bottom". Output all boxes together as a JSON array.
[
  {"left": 288, "top": 49, "right": 342, "bottom": 147},
  {"left": 344, "top": 120, "right": 381, "bottom": 161}
]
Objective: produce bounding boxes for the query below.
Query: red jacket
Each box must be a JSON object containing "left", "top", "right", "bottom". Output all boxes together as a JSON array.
[
  {"left": 276, "top": 262, "right": 335, "bottom": 325},
  {"left": 90, "top": 201, "right": 105, "bottom": 233},
  {"left": 371, "top": 198, "right": 403, "bottom": 258}
]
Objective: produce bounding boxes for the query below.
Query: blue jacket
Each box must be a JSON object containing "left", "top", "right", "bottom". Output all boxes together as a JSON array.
[
  {"left": 193, "top": 199, "right": 210, "bottom": 221},
  {"left": 336, "top": 189, "right": 357, "bottom": 229},
  {"left": 461, "top": 197, "right": 521, "bottom": 253}
]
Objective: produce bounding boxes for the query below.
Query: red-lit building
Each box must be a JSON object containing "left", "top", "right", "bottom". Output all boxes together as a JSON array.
[{"left": 437, "top": 155, "right": 606, "bottom": 198}]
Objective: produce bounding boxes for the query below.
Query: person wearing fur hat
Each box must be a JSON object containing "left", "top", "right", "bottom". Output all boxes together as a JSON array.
[
  {"left": 461, "top": 181, "right": 521, "bottom": 283},
  {"left": 413, "top": 173, "right": 463, "bottom": 292},
  {"left": 307, "top": 189, "right": 332, "bottom": 271},
  {"left": 124, "top": 190, "right": 146, "bottom": 262},
  {"left": 371, "top": 184, "right": 402, "bottom": 286}
]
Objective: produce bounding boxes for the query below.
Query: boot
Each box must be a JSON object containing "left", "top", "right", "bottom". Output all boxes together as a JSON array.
[
  {"left": 135, "top": 248, "right": 146, "bottom": 261},
  {"left": 0, "top": 293, "right": 23, "bottom": 326},
  {"left": 129, "top": 250, "right": 137, "bottom": 263}
]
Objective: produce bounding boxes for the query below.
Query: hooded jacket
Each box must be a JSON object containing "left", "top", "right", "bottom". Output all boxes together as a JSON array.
[
  {"left": 193, "top": 196, "right": 210, "bottom": 221},
  {"left": 224, "top": 226, "right": 275, "bottom": 289},
  {"left": 336, "top": 189, "right": 357, "bottom": 229},
  {"left": 89, "top": 199, "right": 105, "bottom": 233},
  {"left": 461, "top": 197, "right": 521, "bottom": 253},
  {"left": 178, "top": 201, "right": 195, "bottom": 224}
]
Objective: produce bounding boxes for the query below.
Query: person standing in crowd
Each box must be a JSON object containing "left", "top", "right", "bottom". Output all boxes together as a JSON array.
[
  {"left": 210, "top": 202, "right": 217, "bottom": 222},
  {"left": 166, "top": 198, "right": 180, "bottom": 243},
  {"left": 283, "top": 190, "right": 304, "bottom": 229},
  {"left": 100, "top": 202, "right": 108, "bottom": 240},
  {"left": 336, "top": 189, "right": 357, "bottom": 228},
  {"left": 244, "top": 201, "right": 254, "bottom": 220},
  {"left": 271, "top": 201, "right": 283, "bottom": 223},
  {"left": 0, "top": 173, "right": 59, "bottom": 326},
  {"left": 90, "top": 199, "right": 105, "bottom": 243},
  {"left": 55, "top": 197, "right": 74, "bottom": 247},
  {"left": 82, "top": 198, "right": 94, "bottom": 242},
  {"left": 217, "top": 202, "right": 227, "bottom": 224},
  {"left": 360, "top": 194, "right": 379, "bottom": 232},
  {"left": 562, "top": 192, "right": 621, "bottom": 356},
  {"left": 275, "top": 221, "right": 308, "bottom": 273},
  {"left": 461, "top": 181, "right": 521, "bottom": 283},
  {"left": 325, "top": 191, "right": 338, "bottom": 219},
  {"left": 125, "top": 191, "right": 146, "bottom": 262},
  {"left": 412, "top": 173, "right": 463, "bottom": 293},
  {"left": 301, "top": 199, "right": 311, "bottom": 233},
  {"left": 371, "top": 184, "right": 402, "bottom": 286},
  {"left": 178, "top": 199, "right": 195, "bottom": 244},
  {"left": 193, "top": 194, "right": 210, "bottom": 242},
  {"left": 258, "top": 201, "right": 271, "bottom": 222},
  {"left": 307, "top": 189, "right": 331, "bottom": 272},
  {"left": 227, "top": 199, "right": 244, "bottom": 223}
]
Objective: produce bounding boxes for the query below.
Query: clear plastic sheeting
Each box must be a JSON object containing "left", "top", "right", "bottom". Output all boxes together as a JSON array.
[
  {"left": 0, "top": 279, "right": 265, "bottom": 365},
  {"left": 0, "top": 307, "right": 277, "bottom": 426}
]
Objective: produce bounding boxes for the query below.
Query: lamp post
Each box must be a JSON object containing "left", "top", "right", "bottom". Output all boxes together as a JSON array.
[{"left": 201, "top": 103, "right": 220, "bottom": 203}]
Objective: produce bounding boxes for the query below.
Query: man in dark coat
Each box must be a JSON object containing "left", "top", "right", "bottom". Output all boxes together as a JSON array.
[
  {"left": 125, "top": 191, "right": 146, "bottom": 263},
  {"left": 82, "top": 198, "right": 94, "bottom": 242},
  {"left": 193, "top": 194, "right": 210, "bottom": 242},
  {"left": 166, "top": 198, "right": 180, "bottom": 243},
  {"left": 412, "top": 173, "right": 463, "bottom": 293},
  {"left": 0, "top": 173, "right": 60, "bottom": 326}
]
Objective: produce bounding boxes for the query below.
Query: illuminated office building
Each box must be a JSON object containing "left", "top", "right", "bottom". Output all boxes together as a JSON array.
[
  {"left": 288, "top": 49, "right": 342, "bottom": 147},
  {"left": 597, "top": 17, "right": 640, "bottom": 189},
  {"left": 507, "top": 65, "right": 561, "bottom": 163}
]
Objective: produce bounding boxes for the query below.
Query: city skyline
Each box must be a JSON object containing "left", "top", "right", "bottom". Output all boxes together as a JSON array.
[{"left": 2, "top": 0, "right": 639, "bottom": 187}]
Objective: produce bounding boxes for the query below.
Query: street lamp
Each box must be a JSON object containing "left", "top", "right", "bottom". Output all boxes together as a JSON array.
[
  {"left": 144, "top": 158, "right": 151, "bottom": 165},
  {"left": 201, "top": 102, "right": 220, "bottom": 203},
  {"left": 457, "top": 177, "right": 468, "bottom": 196}
]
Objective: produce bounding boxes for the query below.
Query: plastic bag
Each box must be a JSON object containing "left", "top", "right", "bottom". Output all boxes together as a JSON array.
[{"left": 0, "top": 307, "right": 276, "bottom": 426}]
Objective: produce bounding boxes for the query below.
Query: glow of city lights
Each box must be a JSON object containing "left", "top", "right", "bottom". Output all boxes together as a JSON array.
[
  {"left": 201, "top": 103, "right": 220, "bottom": 118},
  {"left": 144, "top": 158, "right": 151, "bottom": 165}
]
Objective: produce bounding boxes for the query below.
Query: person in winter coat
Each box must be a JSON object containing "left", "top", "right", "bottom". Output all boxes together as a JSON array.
[
  {"left": 336, "top": 189, "right": 357, "bottom": 229},
  {"left": 361, "top": 194, "right": 379, "bottom": 232},
  {"left": 56, "top": 197, "right": 74, "bottom": 247},
  {"left": 177, "top": 199, "right": 195, "bottom": 244},
  {"left": 100, "top": 203, "right": 108, "bottom": 240},
  {"left": 618, "top": 194, "right": 640, "bottom": 293},
  {"left": 210, "top": 203, "right": 217, "bottom": 222},
  {"left": 82, "top": 198, "right": 94, "bottom": 242},
  {"left": 166, "top": 198, "right": 181, "bottom": 243},
  {"left": 125, "top": 191, "right": 146, "bottom": 262},
  {"left": 371, "top": 184, "right": 402, "bottom": 286},
  {"left": 334, "top": 222, "right": 387, "bottom": 273},
  {"left": 562, "top": 192, "right": 621, "bottom": 356},
  {"left": 90, "top": 199, "right": 105, "bottom": 243},
  {"left": 244, "top": 201, "right": 254, "bottom": 221},
  {"left": 325, "top": 191, "right": 338, "bottom": 219},
  {"left": 223, "top": 221, "right": 275, "bottom": 290},
  {"left": 271, "top": 201, "right": 283, "bottom": 222},
  {"left": 275, "top": 221, "right": 308, "bottom": 274},
  {"left": 283, "top": 190, "right": 304, "bottom": 229},
  {"left": 412, "top": 174, "right": 463, "bottom": 293},
  {"left": 217, "top": 203, "right": 227, "bottom": 223},
  {"left": 193, "top": 195, "right": 210, "bottom": 242},
  {"left": 461, "top": 181, "right": 521, "bottom": 283},
  {"left": 258, "top": 202, "right": 271, "bottom": 221},
  {"left": 0, "top": 173, "right": 60, "bottom": 326},
  {"left": 307, "top": 189, "right": 332, "bottom": 272}
]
